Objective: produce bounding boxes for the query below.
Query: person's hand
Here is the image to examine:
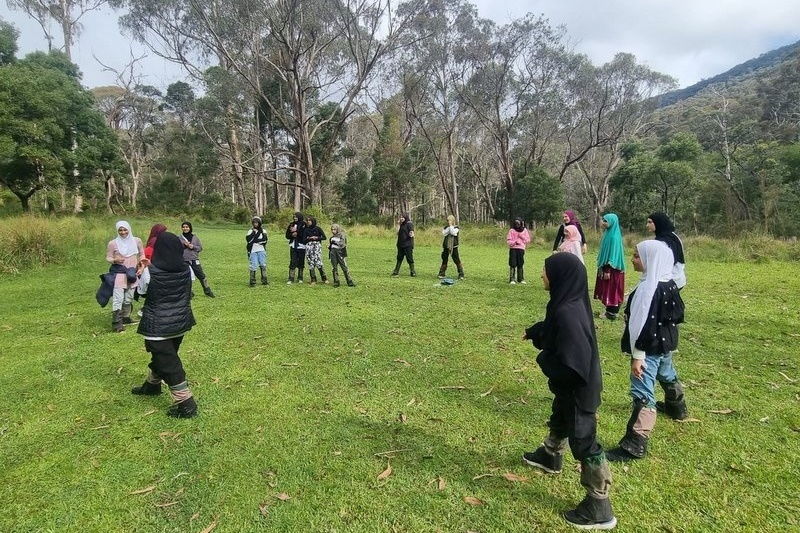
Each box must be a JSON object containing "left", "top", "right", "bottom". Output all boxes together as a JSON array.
[
  {"left": 631, "top": 358, "right": 644, "bottom": 380},
  {"left": 522, "top": 332, "right": 529, "bottom": 341},
  {"left": 551, "top": 250, "right": 557, "bottom": 255}
]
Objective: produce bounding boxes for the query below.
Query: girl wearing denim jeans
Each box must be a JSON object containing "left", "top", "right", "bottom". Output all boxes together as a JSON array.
[{"left": 607, "top": 240, "right": 687, "bottom": 462}]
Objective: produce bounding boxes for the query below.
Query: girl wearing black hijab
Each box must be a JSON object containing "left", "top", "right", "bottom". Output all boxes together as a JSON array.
[
  {"left": 180, "top": 221, "right": 215, "bottom": 297},
  {"left": 522, "top": 252, "right": 616, "bottom": 530},
  {"left": 646, "top": 212, "right": 686, "bottom": 289},
  {"left": 132, "top": 232, "right": 198, "bottom": 418}
]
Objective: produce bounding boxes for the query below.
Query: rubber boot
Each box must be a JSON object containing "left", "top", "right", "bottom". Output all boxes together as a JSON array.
[
  {"left": 249, "top": 270, "right": 257, "bottom": 287},
  {"left": 607, "top": 398, "right": 656, "bottom": 462},
  {"left": 563, "top": 454, "right": 616, "bottom": 529},
  {"left": 392, "top": 260, "right": 402, "bottom": 277},
  {"left": 522, "top": 433, "right": 567, "bottom": 474},
  {"left": 167, "top": 396, "right": 198, "bottom": 418},
  {"left": 121, "top": 303, "right": 136, "bottom": 325},
  {"left": 438, "top": 262, "right": 448, "bottom": 279},
  {"left": 260, "top": 266, "right": 269, "bottom": 285},
  {"left": 332, "top": 268, "right": 341, "bottom": 287},
  {"left": 131, "top": 380, "right": 162, "bottom": 395},
  {"left": 201, "top": 278, "right": 215, "bottom": 298},
  {"left": 288, "top": 268, "right": 295, "bottom": 285},
  {"left": 297, "top": 267, "right": 304, "bottom": 283},
  {"left": 309, "top": 269, "right": 318, "bottom": 285},
  {"left": 319, "top": 268, "right": 328, "bottom": 284},
  {"left": 509, "top": 267, "right": 516, "bottom": 284},
  {"left": 457, "top": 262, "right": 465, "bottom": 280},
  {"left": 111, "top": 310, "right": 124, "bottom": 333},
  {"left": 657, "top": 380, "right": 688, "bottom": 420},
  {"left": 345, "top": 272, "right": 355, "bottom": 287},
  {"left": 409, "top": 263, "right": 416, "bottom": 277},
  {"left": 517, "top": 265, "right": 525, "bottom": 283}
]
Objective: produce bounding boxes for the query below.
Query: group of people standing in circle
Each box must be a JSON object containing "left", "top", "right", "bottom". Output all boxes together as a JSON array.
[{"left": 521, "top": 209, "right": 689, "bottom": 529}]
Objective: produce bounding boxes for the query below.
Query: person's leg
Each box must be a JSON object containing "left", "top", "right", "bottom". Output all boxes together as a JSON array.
[
  {"left": 452, "top": 248, "right": 464, "bottom": 279},
  {"left": 111, "top": 287, "right": 125, "bottom": 332},
  {"left": 406, "top": 247, "right": 416, "bottom": 276},
  {"left": 392, "top": 247, "right": 403, "bottom": 276},
  {"left": 523, "top": 382, "right": 570, "bottom": 474},
  {"left": 517, "top": 250, "right": 525, "bottom": 283},
  {"left": 331, "top": 253, "right": 341, "bottom": 286},
  {"left": 144, "top": 337, "right": 197, "bottom": 417},
  {"left": 297, "top": 249, "right": 306, "bottom": 282},
  {"left": 341, "top": 257, "right": 355, "bottom": 286},
  {"left": 249, "top": 252, "right": 258, "bottom": 286},
  {"left": 656, "top": 352, "right": 688, "bottom": 420},
  {"left": 120, "top": 287, "right": 137, "bottom": 324},
  {"left": 607, "top": 355, "right": 660, "bottom": 462},
  {"left": 438, "top": 249, "right": 449, "bottom": 278},
  {"left": 257, "top": 252, "right": 268, "bottom": 284}
]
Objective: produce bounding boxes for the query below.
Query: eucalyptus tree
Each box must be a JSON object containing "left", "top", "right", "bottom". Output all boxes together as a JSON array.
[
  {"left": 561, "top": 53, "right": 676, "bottom": 223},
  {"left": 113, "top": 0, "right": 423, "bottom": 211},
  {"left": 397, "top": 0, "right": 488, "bottom": 222},
  {"left": 6, "top": 0, "right": 109, "bottom": 61}
]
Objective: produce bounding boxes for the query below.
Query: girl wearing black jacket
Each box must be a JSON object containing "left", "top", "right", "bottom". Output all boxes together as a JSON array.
[
  {"left": 132, "top": 232, "right": 198, "bottom": 418},
  {"left": 606, "top": 240, "right": 687, "bottom": 462},
  {"left": 522, "top": 252, "right": 616, "bottom": 530}
]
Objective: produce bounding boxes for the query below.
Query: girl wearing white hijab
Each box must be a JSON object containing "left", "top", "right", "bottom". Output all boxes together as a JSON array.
[
  {"left": 606, "top": 240, "right": 687, "bottom": 462},
  {"left": 105, "top": 220, "right": 144, "bottom": 332}
]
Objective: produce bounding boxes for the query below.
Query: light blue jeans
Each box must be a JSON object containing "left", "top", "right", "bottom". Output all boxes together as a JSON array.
[
  {"left": 629, "top": 352, "right": 679, "bottom": 408},
  {"left": 249, "top": 250, "right": 266, "bottom": 271}
]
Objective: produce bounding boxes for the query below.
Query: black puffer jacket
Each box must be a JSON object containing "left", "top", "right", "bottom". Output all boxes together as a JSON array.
[{"left": 137, "top": 265, "right": 196, "bottom": 338}]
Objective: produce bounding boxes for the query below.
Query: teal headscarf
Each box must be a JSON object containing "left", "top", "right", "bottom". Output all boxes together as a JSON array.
[{"left": 596, "top": 213, "right": 625, "bottom": 271}]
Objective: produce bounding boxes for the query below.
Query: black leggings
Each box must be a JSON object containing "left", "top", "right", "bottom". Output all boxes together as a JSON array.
[{"left": 187, "top": 260, "right": 206, "bottom": 283}]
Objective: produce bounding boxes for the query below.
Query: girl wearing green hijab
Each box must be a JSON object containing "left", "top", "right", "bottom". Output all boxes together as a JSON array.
[{"left": 593, "top": 213, "right": 626, "bottom": 320}]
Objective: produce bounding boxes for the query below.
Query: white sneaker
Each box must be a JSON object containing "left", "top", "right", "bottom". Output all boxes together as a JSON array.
[
  {"left": 298, "top": 280, "right": 303, "bottom": 284},
  {"left": 510, "top": 280, "right": 516, "bottom": 285},
  {"left": 137, "top": 310, "right": 143, "bottom": 317},
  {"left": 520, "top": 280, "right": 527, "bottom": 284}
]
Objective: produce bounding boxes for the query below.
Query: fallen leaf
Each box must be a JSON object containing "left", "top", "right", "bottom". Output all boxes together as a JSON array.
[
  {"left": 778, "top": 371, "right": 796, "bottom": 383},
  {"left": 280, "top": 363, "right": 299, "bottom": 367},
  {"left": 439, "top": 385, "right": 466, "bottom": 390},
  {"left": 129, "top": 485, "right": 156, "bottom": 495},
  {"left": 212, "top": 377, "right": 220, "bottom": 384},
  {"left": 398, "top": 413, "right": 407, "bottom": 423},
  {"left": 472, "top": 473, "right": 494, "bottom": 481},
  {"left": 259, "top": 504, "right": 270, "bottom": 517},
  {"left": 501, "top": 473, "right": 528, "bottom": 483},
  {"left": 675, "top": 417, "right": 702, "bottom": 423},
  {"left": 155, "top": 501, "right": 178, "bottom": 508},
  {"left": 143, "top": 409, "right": 157, "bottom": 416},
  {"left": 274, "top": 493, "right": 291, "bottom": 501},
  {"left": 394, "top": 358, "right": 412, "bottom": 366},
  {"left": 406, "top": 398, "right": 416, "bottom": 406},
  {"left": 377, "top": 463, "right": 393, "bottom": 481},
  {"left": 117, "top": 367, "right": 123, "bottom": 375},
  {"left": 759, "top": 416, "right": 769, "bottom": 423},
  {"left": 190, "top": 512, "right": 200, "bottom": 521},
  {"left": 480, "top": 386, "right": 495, "bottom": 398},
  {"left": 199, "top": 519, "right": 217, "bottom": 533},
  {"left": 438, "top": 477, "right": 446, "bottom": 490},
  {"left": 464, "top": 496, "right": 485, "bottom": 506},
  {"left": 708, "top": 409, "right": 734, "bottom": 415}
]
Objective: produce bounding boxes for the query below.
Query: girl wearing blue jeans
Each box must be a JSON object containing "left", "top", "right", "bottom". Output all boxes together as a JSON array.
[{"left": 607, "top": 240, "right": 687, "bottom": 462}]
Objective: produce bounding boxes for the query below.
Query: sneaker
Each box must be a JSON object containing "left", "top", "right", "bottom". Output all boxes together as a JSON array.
[
  {"left": 563, "top": 496, "right": 617, "bottom": 530},
  {"left": 347, "top": 280, "right": 356, "bottom": 287},
  {"left": 287, "top": 280, "right": 293, "bottom": 285},
  {"left": 309, "top": 281, "right": 317, "bottom": 286},
  {"left": 298, "top": 279, "right": 303, "bottom": 284},
  {"left": 333, "top": 282, "right": 340, "bottom": 288},
  {"left": 522, "top": 446, "right": 563, "bottom": 474},
  {"left": 605, "top": 446, "right": 640, "bottom": 463},
  {"left": 510, "top": 280, "right": 516, "bottom": 285},
  {"left": 437, "top": 274, "right": 446, "bottom": 279},
  {"left": 520, "top": 280, "right": 527, "bottom": 284},
  {"left": 604, "top": 312, "right": 617, "bottom": 320},
  {"left": 137, "top": 310, "right": 143, "bottom": 317}
]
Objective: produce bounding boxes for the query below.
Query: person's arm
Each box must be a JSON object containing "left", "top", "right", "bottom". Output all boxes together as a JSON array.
[
  {"left": 552, "top": 225, "right": 564, "bottom": 251},
  {"left": 523, "top": 321, "right": 546, "bottom": 349},
  {"left": 442, "top": 226, "right": 450, "bottom": 236},
  {"left": 318, "top": 229, "right": 327, "bottom": 242},
  {"left": 450, "top": 226, "right": 459, "bottom": 236},
  {"left": 191, "top": 236, "right": 202, "bottom": 253},
  {"left": 246, "top": 229, "right": 255, "bottom": 243},
  {"left": 506, "top": 230, "right": 515, "bottom": 247},
  {"left": 522, "top": 229, "right": 531, "bottom": 245}
]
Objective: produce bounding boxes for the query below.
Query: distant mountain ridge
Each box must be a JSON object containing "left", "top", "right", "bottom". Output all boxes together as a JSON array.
[{"left": 657, "top": 40, "right": 800, "bottom": 107}]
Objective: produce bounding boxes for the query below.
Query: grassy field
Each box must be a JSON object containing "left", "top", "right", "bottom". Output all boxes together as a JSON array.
[{"left": 1, "top": 220, "right": 799, "bottom": 532}]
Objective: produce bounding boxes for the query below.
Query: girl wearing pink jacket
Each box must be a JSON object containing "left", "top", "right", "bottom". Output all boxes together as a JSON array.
[{"left": 506, "top": 217, "right": 531, "bottom": 284}]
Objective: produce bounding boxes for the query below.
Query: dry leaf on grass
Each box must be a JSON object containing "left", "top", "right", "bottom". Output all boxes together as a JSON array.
[
  {"left": 759, "top": 416, "right": 769, "bottom": 423},
  {"left": 155, "top": 501, "right": 178, "bottom": 508},
  {"left": 708, "top": 409, "right": 734, "bottom": 414},
  {"left": 407, "top": 398, "right": 416, "bottom": 406},
  {"left": 675, "top": 417, "right": 702, "bottom": 423},
  {"left": 501, "top": 473, "right": 528, "bottom": 483},
  {"left": 394, "top": 359, "right": 412, "bottom": 366},
  {"left": 199, "top": 518, "right": 217, "bottom": 533},
  {"left": 129, "top": 485, "right": 156, "bottom": 495},
  {"left": 280, "top": 363, "right": 299, "bottom": 367},
  {"left": 259, "top": 504, "right": 270, "bottom": 517},
  {"left": 190, "top": 512, "right": 200, "bottom": 521},
  {"left": 377, "top": 463, "right": 393, "bottom": 481},
  {"left": 143, "top": 409, "right": 157, "bottom": 416},
  {"left": 438, "top": 476, "right": 446, "bottom": 490},
  {"left": 274, "top": 493, "right": 291, "bottom": 501},
  {"left": 778, "top": 371, "right": 796, "bottom": 383},
  {"left": 472, "top": 473, "right": 494, "bottom": 481},
  {"left": 464, "top": 496, "right": 485, "bottom": 506},
  {"left": 439, "top": 385, "right": 466, "bottom": 390},
  {"left": 480, "top": 386, "right": 495, "bottom": 398},
  {"left": 398, "top": 413, "right": 408, "bottom": 423}
]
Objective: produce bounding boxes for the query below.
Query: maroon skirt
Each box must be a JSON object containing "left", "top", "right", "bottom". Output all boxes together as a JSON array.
[{"left": 593, "top": 266, "right": 625, "bottom": 307}]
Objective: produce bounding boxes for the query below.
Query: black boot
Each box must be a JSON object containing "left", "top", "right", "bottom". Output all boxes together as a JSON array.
[
  {"left": 111, "top": 310, "right": 124, "bottom": 333},
  {"left": 201, "top": 279, "right": 215, "bottom": 297},
  {"left": 563, "top": 496, "right": 616, "bottom": 530},
  {"left": 249, "top": 270, "right": 257, "bottom": 287},
  {"left": 607, "top": 398, "right": 654, "bottom": 462},
  {"left": 309, "top": 269, "right": 318, "bottom": 285},
  {"left": 438, "top": 262, "right": 448, "bottom": 279},
  {"left": 657, "top": 380, "right": 688, "bottom": 420},
  {"left": 509, "top": 267, "right": 516, "bottom": 284},
  {"left": 456, "top": 262, "right": 465, "bottom": 280},
  {"left": 121, "top": 303, "right": 137, "bottom": 325},
  {"left": 522, "top": 446, "right": 563, "bottom": 474},
  {"left": 346, "top": 273, "right": 355, "bottom": 287},
  {"left": 319, "top": 268, "right": 328, "bottom": 284},
  {"left": 392, "top": 260, "right": 402, "bottom": 277},
  {"left": 167, "top": 397, "right": 198, "bottom": 418},
  {"left": 517, "top": 265, "right": 525, "bottom": 283},
  {"left": 409, "top": 263, "right": 416, "bottom": 277},
  {"left": 260, "top": 266, "right": 269, "bottom": 285},
  {"left": 131, "top": 380, "right": 162, "bottom": 395},
  {"left": 297, "top": 267, "right": 304, "bottom": 283}
]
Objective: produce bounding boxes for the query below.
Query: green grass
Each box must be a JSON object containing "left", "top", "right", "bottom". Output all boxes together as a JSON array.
[{"left": 1, "top": 221, "right": 799, "bottom": 532}]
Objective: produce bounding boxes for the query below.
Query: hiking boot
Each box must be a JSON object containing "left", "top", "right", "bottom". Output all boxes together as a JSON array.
[
  {"left": 333, "top": 281, "right": 340, "bottom": 288},
  {"left": 563, "top": 496, "right": 617, "bottom": 530},
  {"left": 167, "top": 397, "right": 198, "bottom": 418},
  {"left": 522, "top": 446, "right": 563, "bottom": 474},
  {"left": 131, "top": 381, "right": 162, "bottom": 396},
  {"left": 347, "top": 280, "right": 356, "bottom": 287},
  {"left": 203, "top": 286, "right": 215, "bottom": 298}
]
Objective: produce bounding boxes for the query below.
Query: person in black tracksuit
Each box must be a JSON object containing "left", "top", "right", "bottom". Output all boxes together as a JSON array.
[
  {"left": 285, "top": 212, "right": 307, "bottom": 284},
  {"left": 133, "top": 232, "right": 198, "bottom": 418},
  {"left": 521, "top": 252, "right": 616, "bottom": 530},
  {"left": 392, "top": 213, "right": 415, "bottom": 277}
]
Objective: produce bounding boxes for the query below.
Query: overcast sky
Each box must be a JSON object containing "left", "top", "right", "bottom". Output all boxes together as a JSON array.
[{"left": 4, "top": 0, "right": 800, "bottom": 90}]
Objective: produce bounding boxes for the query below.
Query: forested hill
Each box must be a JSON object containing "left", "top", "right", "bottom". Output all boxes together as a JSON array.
[{"left": 657, "top": 40, "right": 800, "bottom": 107}]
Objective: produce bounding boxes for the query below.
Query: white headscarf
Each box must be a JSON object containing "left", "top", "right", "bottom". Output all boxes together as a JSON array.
[
  {"left": 114, "top": 220, "right": 138, "bottom": 257},
  {"left": 627, "top": 240, "right": 674, "bottom": 351}
]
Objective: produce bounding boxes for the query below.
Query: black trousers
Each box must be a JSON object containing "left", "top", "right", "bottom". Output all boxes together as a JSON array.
[
  {"left": 441, "top": 247, "right": 461, "bottom": 264},
  {"left": 396, "top": 245, "right": 414, "bottom": 265},
  {"left": 547, "top": 380, "right": 603, "bottom": 461},
  {"left": 508, "top": 248, "right": 525, "bottom": 268},
  {"left": 289, "top": 247, "right": 306, "bottom": 269},
  {"left": 144, "top": 337, "right": 187, "bottom": 386},
  {"left": 187, "top": 260, "right": 206, "bottom": 283}
]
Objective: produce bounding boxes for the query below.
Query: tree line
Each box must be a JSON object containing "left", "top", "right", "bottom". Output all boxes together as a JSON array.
[{"left": 2, "top": 0, "right": 799, "bottom": 237}]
